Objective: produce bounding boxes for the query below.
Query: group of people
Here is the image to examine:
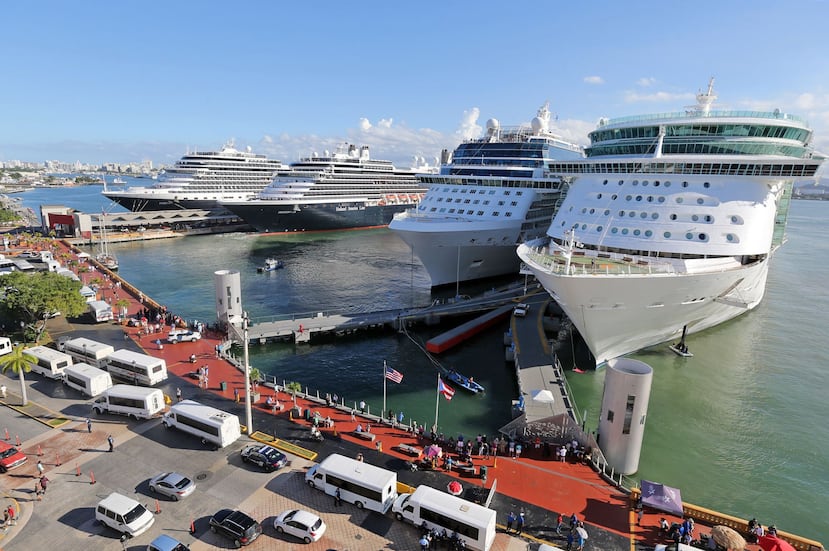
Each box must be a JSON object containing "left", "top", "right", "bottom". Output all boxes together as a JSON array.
[
  {"left": 418, "top": 525, "right": 466, "bottom": 550},
  {"left": 661, "top": 517, "right": 695, "bottom": 547}
]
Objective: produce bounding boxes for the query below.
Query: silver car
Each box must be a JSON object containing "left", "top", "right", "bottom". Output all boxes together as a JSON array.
[{"left": 148, "top": 472, "right": 195, "bottom": 501}]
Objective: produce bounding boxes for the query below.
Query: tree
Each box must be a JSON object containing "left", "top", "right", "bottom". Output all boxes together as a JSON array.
[
  {"left": 115, "top": 298, "right": 131, "bottom": 320},
  {"left": 0, "top": 345, "right": 36, "bottom": 405},
  {"left": 0, "top": 271, "right": 88, "bottom": 343}
]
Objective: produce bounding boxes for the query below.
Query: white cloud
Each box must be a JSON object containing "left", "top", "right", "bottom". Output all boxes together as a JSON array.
[
  {"left": 584, "top": 76, "right": 604, "bottom": 85},
  {"left": 359, "top": 118, "right": 372, "bottom": 131},
  {"left": 624, "top": 91, "right": 695, "bottom": 103},
  {"left": 636, "top": 77, "right": 656, "bottom": 87}
]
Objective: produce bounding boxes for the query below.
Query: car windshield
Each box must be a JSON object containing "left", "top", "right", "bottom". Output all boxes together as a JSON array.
[
  {"left": 0, "top": 448, "right": 17, "bottom": 460},
  {"left": 311, "top": 517, "right": 323, "bottom": 530},
  {"left": 123, "top": 504, "right": 148, "bottom": 524},
  {"left": 174, "top": 477, "right": 191, "bottom": 489}
]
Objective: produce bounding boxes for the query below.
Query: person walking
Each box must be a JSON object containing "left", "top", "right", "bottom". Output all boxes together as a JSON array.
[
  {"left": 556, "top": 513, "right": 564, "bottom": 535},
  {"left": 107, "top": 434, "right": 114, "bottom": 452},
  {"left": 506, "top": 511, "right": 515, "bottom": 533},
  {"left": 334, "top": 488, "right": 342, "bottom": 507},
  {"left": 6, "top": 505, "right": 15, "bottom": 526},
  {"left": 36, "top": 459, "right": 44, "bottom": 476},
  {"left": 39, "top": 475, "right": 49, "bottom": 494},
  {"left": 86, "top": 418, "right": 92, "bottom": 433},
  {"left": 637, "top": 507, "right": 644, "bottom": 526},
  {"left": 0, "top": 384, "right": 7, "bottom": 399},
  {"left": 176, "top": 387, "right": 182, "bottom": 401},
  {"left": 516, "top": 511, "right": 525, "bottom": 535}
]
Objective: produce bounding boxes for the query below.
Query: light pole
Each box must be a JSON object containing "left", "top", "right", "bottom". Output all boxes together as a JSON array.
[{"left": 242, "top": 315, "right": 253, "bottom": 435}]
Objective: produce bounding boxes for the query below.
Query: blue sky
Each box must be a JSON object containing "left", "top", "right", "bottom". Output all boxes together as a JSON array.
[{"left": 3, "top": 0, "right": 829, "bottom": 169}]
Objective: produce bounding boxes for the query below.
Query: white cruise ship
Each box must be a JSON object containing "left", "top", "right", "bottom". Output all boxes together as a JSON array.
[
  {"left": 517, "top": 79, "right": 824, "bottom": 365},
  {"left": 389, "top": 103, "right": 584, "bottom": 287},
  {"left": 220, "top": 143, "right": 430, "bottom": 232},
  {"left": 103, "top": 142, "right": 284, "bottom": 211}
]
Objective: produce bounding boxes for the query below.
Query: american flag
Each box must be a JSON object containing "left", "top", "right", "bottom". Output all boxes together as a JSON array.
[
  {"left": 385, "top": 365, "right": 403, "bottom": 384},
  {"left": 438, "top": 377, "right": 455, "bottom": 401}
]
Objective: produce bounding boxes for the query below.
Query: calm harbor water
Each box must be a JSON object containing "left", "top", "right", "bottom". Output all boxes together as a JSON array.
[{"left": 15, "top": 183, "right": 829, "bottom": 542}]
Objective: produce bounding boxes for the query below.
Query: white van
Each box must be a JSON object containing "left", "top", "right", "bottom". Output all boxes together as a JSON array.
[
  {"left": 24, "top": 345, "right": 73, "bottom": 379},
  {"left": 60, "top": 337, "right": 114, "bottom": 368},
  {"left": 92, "top": 385, "right": 165, "bottom": 419},
  {"left": 88, "top": 300, "right": 114, "bottom": 322},
  {"left": 95, "top": 492, "right": 155, "bottom": 537},
  {"left": 306, "top": 453, "right": 398, "bottom": 513},
  {"left": 0, "top": 337, "right": 11, "bottom": 357},
  {"left": 162, "top": 400, "right": 241, "bottom": 449},
  {"left": 63, "top": 363, "right": 113, "bottom": 397},
  {"left": 392, "top": 485, "right": 496, "bottom": 551}
]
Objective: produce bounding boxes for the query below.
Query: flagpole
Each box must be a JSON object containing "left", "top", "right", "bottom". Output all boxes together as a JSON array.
[
  {"left": 382, "top": 360, "right": 387, "bottom": 423},
  {"left": 433, "top": 372, "right": 440, "bottom": 433}
]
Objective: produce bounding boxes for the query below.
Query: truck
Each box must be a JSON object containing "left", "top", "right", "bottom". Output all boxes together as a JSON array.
[{"left": 88, "top": 300, "right": 114, "bottom": 322}]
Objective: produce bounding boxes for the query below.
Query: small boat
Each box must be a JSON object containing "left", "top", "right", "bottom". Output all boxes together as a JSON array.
[
  {"left": 257, "top": 258, "right": 284, "bottom": 272},
  {"left": 113, "top": 177, "right": 127, "bottom": 185},
  {"left": 669, "top": 325, "right": 693, "bottom": 357},
  {"left": 445, "top": 370, "right": 484, "bottom": 394}
]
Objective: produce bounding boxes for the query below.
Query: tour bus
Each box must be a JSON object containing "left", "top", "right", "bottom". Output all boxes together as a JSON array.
[
  {"left": 92, "top": 384, "right": 165, "bottom": 419},
  {"left": 63, "top": 362, "right": 113, "bottom": 397},
  {"left": 392, "top": 485, "right": 496, "bottom": 551},
  {"left": 104, "top": 349, "right": 168, "bottom": 386},
  {"left": 88, "top": 300, "right": 114, "bottom": 322},
  {"left": 305, "top": 453, "right": 398, "bottom": 513},
  {"left": 60, "top": 337, "right": 114, "bottom": 369},
  {"left": 24, "top": 345, "right": 73, "bottom": 379},
  {"left": 162, "top": 400, "right": 241, "bottom": 449}
]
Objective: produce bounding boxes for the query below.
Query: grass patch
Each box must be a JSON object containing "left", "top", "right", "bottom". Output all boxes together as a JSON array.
[{"left": 47, "top": 417, "right": 70, "bottom": 428}]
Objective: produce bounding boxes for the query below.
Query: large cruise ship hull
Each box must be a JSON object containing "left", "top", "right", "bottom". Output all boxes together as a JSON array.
[
  {"left": 222, "top": 202, "right": 417, "bottom": 232},
  {"left": 391, "top": 217, "right": 523, "bottom": 286},
  {"left": 519, "top": 246, "right": 770, "bottom": 365},
  {"left": 104, "top": 193, "right": 231, "bottom": 211}
]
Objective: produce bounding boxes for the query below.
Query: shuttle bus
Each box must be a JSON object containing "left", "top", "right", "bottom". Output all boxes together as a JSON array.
[
  {"left": 60, "top": 337, "right": 114, "bottom": 369},
  {"left": 63, "top": 363, "right": 113, "bottom": 397},
  {"left": 92, "top": 385, "right": 165, "bottom": 419},
  {"left": 24, "top": 345, "right": 73, "bottom": 379},
  {"left": 104, "top": 349, "right": 168, "bottom": 386},
  {"left": 161, "top": 400, "right": 241, "bottom": 449},
  {"left": 392, "top": 485, "right": 496, "bottom": 551},
  {"left": 305, "top": 453, "right": 398, "bottom": 513}
]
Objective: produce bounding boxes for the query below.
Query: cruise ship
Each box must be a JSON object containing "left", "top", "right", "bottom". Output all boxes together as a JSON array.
[
  {"left": 389, "top": 102, "right": 584, "bottom": 287},
  {"left": 517, "top": 79, "right": 824, "bottom": 365},
  {"left": 220, "top": 143, "right": 430, "bottom": 232},
  {"left": 103, "top": 142, "right": 284, "bottom": 211}
]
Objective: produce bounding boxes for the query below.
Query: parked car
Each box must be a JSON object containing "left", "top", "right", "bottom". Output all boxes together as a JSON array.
[
  {"left": 273, "top": 509, "right": 327, "bottom": 543},
  {"left": 148, "top": 472, "right": 196, "bottom": 501},
  {"left": 513, "top": 303, "right": 530, "bottom": 317},
  {"left": 0, "top": 441, "right": 27, "bottom": 472},
  {"left": 240, "top": 444, "right": 288, "bottom": 472},
  {"left": 147, "top": 534, "right": 190, "bottom": 551},
  {"left": 167, "top": 329, "right": 201, "bottom": 343},
  {"left": 208, "top": 509, "right": 262, "bottom": 547}
]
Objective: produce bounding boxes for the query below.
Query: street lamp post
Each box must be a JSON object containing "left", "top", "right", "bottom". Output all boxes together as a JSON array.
[{"left": 242, "top": 316, "right": 253, "bottom": 435}]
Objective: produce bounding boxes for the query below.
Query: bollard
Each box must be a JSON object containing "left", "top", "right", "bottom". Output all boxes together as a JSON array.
[
  {"left": 75, "top": 463, "right": 81, "bottom": 477},
  {"left": 15, "top": 434, "right": 21, "bottom": 447},
  {"left": 55, "top": 452, "right": 62, "bottom": 466},
  {"left": 154, "top": 499, "right": 161, "bottom": 514},
  {"left": 189, "top": 518, "right": 196, "bottom": 534},
  {"left": 89, "top": 470, "right": 96, "bottom": 484},
  {"left": 3, "top": 428, "right": 8, "bottom": 440},
  {"left": 37, "top": 444, "right": 43, "bottom": 456}
]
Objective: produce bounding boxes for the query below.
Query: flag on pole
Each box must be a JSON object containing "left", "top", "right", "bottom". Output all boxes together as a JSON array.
[
  {"left": 438, "top": 377, "right": 455, "bottom": 401},
  {"left": 385, "top": 365, "right": 403, "bottom": 384}
]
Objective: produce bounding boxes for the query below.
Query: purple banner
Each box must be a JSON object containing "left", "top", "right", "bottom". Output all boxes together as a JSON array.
[{"left": 640, "top": 480, "right": 684, "bottom": 516}]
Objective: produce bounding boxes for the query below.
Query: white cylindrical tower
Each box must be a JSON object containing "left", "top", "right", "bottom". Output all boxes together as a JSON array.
[
  {"left": 597, "top": 358, "right": 653, "bottom": 475},
  {"left": 214, "top": 269, "right": 242, "bottom": 324}
]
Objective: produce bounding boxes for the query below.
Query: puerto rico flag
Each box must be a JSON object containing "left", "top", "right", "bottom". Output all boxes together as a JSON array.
[
  {"left": 385, "top": 365, "right": 403, "bottom": 384},
  {"left": 438, "top": 377, "right": 455, "bottom": 401}
]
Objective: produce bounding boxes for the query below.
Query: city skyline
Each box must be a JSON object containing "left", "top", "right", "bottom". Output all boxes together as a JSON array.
[{"left": 2, "top": 1, "right": 829, "bottom": 173}]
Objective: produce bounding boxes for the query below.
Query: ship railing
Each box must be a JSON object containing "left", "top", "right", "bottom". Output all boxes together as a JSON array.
[
  {"left": 601, "top": 109, "right": 806, "bottom": 126},
  {"left": 521, "top": 246, "right": 681, "bottom": 276}
]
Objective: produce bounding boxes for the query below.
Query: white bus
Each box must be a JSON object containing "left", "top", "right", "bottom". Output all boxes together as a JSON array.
[
  {"left": 63, "top": 363, "right": 113, "bottom": 397},
  {"left": 104, "top": 349, "right": 168, "bottom": 386},
  {"left": 92, "top": 385, "right": 165, "bottom": 419},
  {"left": 392, "top": 485, "right": 496, "bottom": 551},
  {"left": 305, "top": 453, "right": 398, "bottom": 513},
  {"left": 60, "top": 337, "right": 114, "bottom": 369},
  {"left": 88, "top": 300, "right": 114, "bottom": 322},
  {"left": 162, "top": 400, "right": 241, "bottom": 449},
  {"left": 24, "top": 345, "right": 73, "bottom": 379}
]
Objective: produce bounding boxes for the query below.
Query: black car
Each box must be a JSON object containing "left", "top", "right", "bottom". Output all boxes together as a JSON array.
[
  {"left": 240, "top": 444, "right": 288, "bottom": 472},
  {"left": 208, "top": 509, "right": 262, "bottom": 547}
]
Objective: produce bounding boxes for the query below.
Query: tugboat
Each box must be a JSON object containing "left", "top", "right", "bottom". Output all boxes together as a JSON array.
[
  {"left": 668, "top": 325, "right": 693, "bottom": 357},
  {"left": 445, "top": 369, "right": 485, "bottom": 394},
  {"left": 257, "top": 258, "right": 284, "bottom": 272}
]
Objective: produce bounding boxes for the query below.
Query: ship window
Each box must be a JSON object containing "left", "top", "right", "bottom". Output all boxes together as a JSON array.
[
  {"left": 682, "top": 181, "right": 689, "bottom": 188},
  {"left": 642, "top": 180, "right": 649, "bottom": 186},
  {"left": 654, "top": 181, "right": 660, "bottom": 186},
  {"left": 437, "top": 197, "right": 444, "bottom": 202},
  {"left": 629, "top": 212, "right": 635, "bottom": 218},
  {"left": 504, "top": 191, "right": 511, "bottom": 196},
  {"left": 658, "top": 197, "right": 666, "bottom": 203},
  {"left": 602, "top": 179, "right": 608, "bottom": 185},
  {"left": 626, "top": 195, "right": 632, "bottom": 201},
  {"left": 469, "top": 189, "right": 476, "bottom": 194},
  {"left": 439, "top": 208, "right": 446, "bottom": 213},
  {"left": 697, "top": 198, "right": 704, "bottom": 205},
  {"left": 589, "top": 208, "right": 595, "bottom": 214},
  {"left": 726, "top": 233, "right": 734, "bottom": 241},
  {"left": 452, "top": 188, "right": 459, "bottom": 193},
  {"left": 604, "top": 209, "right": 610, "bottom": 215},
  {"left": 597, "top": 193, "right": 603, "bottom": 199},
  {"left": 464, "top": 199, "right": 471, "bottom": 204},
  {"left": 611, "top": 227, "right": 619, "bottom": 234},
  {"left": 698, "top": 233, "right": 707, "bottom": 240},
  {"left": 640, "top": 212, "right": 647, "bottom": 219},
  {"left": 581, "top": 224, "right": 587, "bottom": 230},
  {"left": 676, "top": 197, "right": 684, "bottom": 204},
  {"left": 685, "top": 232, "right": 693, "bottom": 239},
  {"left": 606, "top": 410, "right": 614, "bottom": 422},
  {"left": 692, "top": 215, "right": 699, "bottom": 221},
  {"left": 492, "top": 212, "right": 499, "bottom": 216},
  {"left": 664, "top": 231, "right": 671, "bottom": 238},
  {"left": 703, "top": 182, "right": 710, "bottom": 188},
  {"left": 731, "top": 215, "right": 740, "bottom": 223},
  {"left": 429, "top": 207, "right": 437, "bottom": 212},
  {"left": 647, "top": 196, "right": 653, "bottom": 202},
  {"left": 516, "top": 191, "right": 523, "bottom": 196},
  {"left": 633, "top": 229, "right": 641, "bottom": 236},
  {"left": 477, "top": 211, "right": 484, "bottom": 216},
  {"left": 622, "top": 228, "right": 629, "bottom": 235},
  {"left": 670, "top": 214, "right": 678, "bottom": 221},
  {"left": 612, "top": 194, "right": 618, "bottom": 200},
  {"left": 705, "top": 215, "right": 713, "bottom": 222},
  {"left": 449, "top": 209, "right": 456, "bottom": 213},
  {"left": 511, "top": 201, "right": 518, "bottom": 206},
  {"left": 505, "top": 212, "right": 512, "bottom": 217},
  {"left": 652, "top": 213, "right": 659, "bottom": 220},
  {"left": 473, "top": 200, "right": 480, "bottom": 204},
  {"left": 498, "top": 201, "right": 505, "bottom": 206},
  {"left": 489, "top": 190, "right": 496, "bottom": 195},
  {"left": 645, "top": 230, "right": 653, "bottom": 237},
  {"left": 632, "top": 180, "right": 639, "bottom": 186},
  {"left": 619, "top": 210, "right": 625, "bottom": 216},
  {"left": 596, "top": 226, "right": 603, "bottom": 232},
  {"left": 664, "top": 181, "right": 671, "bottom": 187},
  {"left": 636, "top": 196, "right": 642, "bottom": 201}
]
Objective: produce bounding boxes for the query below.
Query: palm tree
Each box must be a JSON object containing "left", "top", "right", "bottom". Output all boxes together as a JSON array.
[
  {"left": 115, "top": 298, "right": 131, "bottom": 321},
  {"left": 0, "top": 345, "right": 35, "bottom": 406}
]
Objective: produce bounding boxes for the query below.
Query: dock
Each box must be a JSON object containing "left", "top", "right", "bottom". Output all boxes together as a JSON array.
[{"left": 425, "top": 304, "right": 514, "bottom": 353}]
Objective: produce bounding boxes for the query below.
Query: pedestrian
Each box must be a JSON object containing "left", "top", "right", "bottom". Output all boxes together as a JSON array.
[
  {"left": 566, "top": 530, "right": 575, "bottom": 551},
  {"left": 39, "top": 475, "right": 48, "bottom": 494},
  {"left": 398, "top": 410, "right": 404, "bottom": 425},
  {"left": 556, "top": 513, "right": 564, "bottom": 535},
  {"left": 6, "top": 505, "right": 14, "bottom": 526},
  {"left": 36, "top": 459, "right": 44, "bottom": 476},
  {"left": 375, "top": 440, "right": 383, "bottom": 453},
  {"left": 107, "top": 434, "right": 114, "bottom": 452},
  {"left": 350, "top": 408, "right": 356, "bottom": 422},
  {"left": 1, "top": 384, "right": 7, "bottom": 399},
  {"left": 176, "top": 387, "right": 182, "bottom": 401},
  {"left": 234, "top": 388, "right": 240, "bottom": 403},
  {"left": 34, "top": 479, "right": 41, "bottom": 499},
  {"left": 516, "top": 511, "right": 525, "bottom": 535},
  {"left": 506, "top": 511, "right": 515, "bottom": 533},
  {"left": 359, "top": 400, "right": 366, "bottom": 414},
  {"left": 334, "top": 488, "right": 342, "bottom": 506},
  {"left": 419, "top": 535, "right": 430, "bottom": 550},
  {"left": 86, "top": 417, "right": 92, "bottom": 433}
]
